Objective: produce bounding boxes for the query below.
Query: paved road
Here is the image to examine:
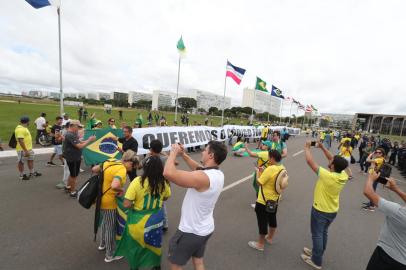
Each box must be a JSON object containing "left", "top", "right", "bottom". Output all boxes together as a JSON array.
[{"left": 1, "top": 136, "right": 405, "bottom": 270}]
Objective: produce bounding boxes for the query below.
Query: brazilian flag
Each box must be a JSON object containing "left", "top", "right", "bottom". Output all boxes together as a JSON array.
[
  {"left": 82, "top": 129, "right": 123, "bottom": 165},
  {"left": 115, "top": 206, "right": 164, "bottom": 269}
]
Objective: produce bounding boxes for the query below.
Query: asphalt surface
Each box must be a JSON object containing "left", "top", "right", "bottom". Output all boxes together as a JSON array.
[{"left": 1, "top": 135, "right": 405, "bottom": 270}]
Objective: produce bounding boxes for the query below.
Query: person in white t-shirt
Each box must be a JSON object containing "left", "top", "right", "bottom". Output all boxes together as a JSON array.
[
  {"left": 61, "top": 113, "right": 71, "bottom": 127},
  {"left": 34, "top": 112, "right": 47, "bottom": 144},
  {"left": 164, "top": 141, "right": 228, "bottom": 270}
]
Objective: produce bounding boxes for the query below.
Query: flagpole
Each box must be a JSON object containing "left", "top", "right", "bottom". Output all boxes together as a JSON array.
[
  {"left": 295, "top": 104, "right": 299, "bottom": 126},
  {"left": 251, "top": 89, "right": 256, "bottom": 125},
  {"left": 279, "top": 99, "right": 283, "bottom": 123},
  {"left": 267, "top": 94, "right": 271, "bottom": 123},
  {"left": 221, "top": 61, "right": 228, "bottom": 126},
  {"left": 175, "top": 55, "right": 181, "bottom": 122},
  {"left": 288, "top": 101, "right": 293, "bottom": 125},
  {"left": 57, "top": 7, "right": 64, "bottom": 116}
]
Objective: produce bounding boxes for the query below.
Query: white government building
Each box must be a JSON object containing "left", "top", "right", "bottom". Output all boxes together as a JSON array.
[
  {"left": 151, "top": 90, "right": 176, "bottom": 110},
  {"left": 128, "top": 91, "right": 153, "bottom": 104},
  {"left": 241, "top": 88, "right": 282, "bottom": 116}
]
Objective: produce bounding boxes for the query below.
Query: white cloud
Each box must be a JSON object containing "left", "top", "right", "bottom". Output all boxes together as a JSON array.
[{"left": 0, "top": 0, "right": 405, "bottom": 115}]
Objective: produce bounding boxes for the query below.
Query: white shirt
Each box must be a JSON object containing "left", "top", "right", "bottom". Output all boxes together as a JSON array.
[
  {"left": 34, "top": 117, "right": 46, "bottom": 130},
  {"left": 178, "top": 169, "right": 224, "bottom": 236},
  {"left": 62, "top": 118, "right": 71, "bottom": 126}
]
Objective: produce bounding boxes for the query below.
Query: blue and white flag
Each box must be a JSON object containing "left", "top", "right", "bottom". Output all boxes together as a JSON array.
[
  {"left": 25, "top": 0, "right": 51, "bottom": 9},
  {"left": 271, "top": 85, "right": 284, "bottom": 99}
]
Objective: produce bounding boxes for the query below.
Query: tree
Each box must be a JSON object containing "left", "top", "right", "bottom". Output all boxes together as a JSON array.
[
  {"left": 177, "top": 97, "right": 197, "bottom": 112},
  {"left": 209, "top": 107, "right": 219, "bottom": 115}
]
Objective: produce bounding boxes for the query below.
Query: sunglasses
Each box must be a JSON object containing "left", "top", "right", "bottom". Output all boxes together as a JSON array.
[{"left": 375, "top": 151, "right": 382, "bottom": 154}]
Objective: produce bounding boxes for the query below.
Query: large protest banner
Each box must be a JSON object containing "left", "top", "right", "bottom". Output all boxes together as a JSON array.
[{"left": 82, "top": 125, "right": 300, "bottom": 164}]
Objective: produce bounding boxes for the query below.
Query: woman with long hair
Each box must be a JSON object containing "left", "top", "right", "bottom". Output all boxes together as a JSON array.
[
  {"left": 116, "top": 155, "right": 171, "bottom": 270},
  {"left": 339, "top": 141, "right": 353, "bottom": 179}
]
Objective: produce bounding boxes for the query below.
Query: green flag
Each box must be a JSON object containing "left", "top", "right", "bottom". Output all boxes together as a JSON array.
[
  {"left": 311, "top": 105, "right": 318, "bottom": 111},
  {"left": 82, "top": 128, "right": 123, "bottom": 165},
  {"left": 115, "top": 207, "right": 164, "bottom": 269},
  {"left": 177, "top": 36, "right": 186, "bottom": 54},
  {"left": 255, "top": 77, "right": 268, "bottom": 92}
]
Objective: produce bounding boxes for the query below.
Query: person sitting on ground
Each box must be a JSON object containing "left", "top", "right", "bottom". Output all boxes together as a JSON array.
[
  {"left": 363, "top": 171, "right": 406, "bottom": 270},
  {"left": 301, "top": 140, "right": 349, "bottom": 270},
  {"left": 232, "top": 137, "right": 246, "bottom": 157},
  {"left": 248, "top": 150, "right": 287, "bottom": 251},
  {"left": 107, "top": 118, "right": 117, "bottom": 129},
  {"left": 92, "top": 150, "right": 138, "bottom": 263}
]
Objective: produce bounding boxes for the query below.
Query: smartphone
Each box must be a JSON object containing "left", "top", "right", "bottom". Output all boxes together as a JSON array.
[
  {"left": 310, "top": 141, "right": 317, "bottom": 147},
  {"left": 377, "top": 177, "right": 388, "bottom": 185}
]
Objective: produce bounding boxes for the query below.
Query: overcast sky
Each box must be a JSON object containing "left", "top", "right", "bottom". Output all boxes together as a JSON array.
[{"left": 0, "top": 0, "right": 405, "bottom": 115}]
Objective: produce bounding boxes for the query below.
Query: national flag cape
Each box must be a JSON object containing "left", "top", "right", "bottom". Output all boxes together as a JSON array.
[
  {"left": 255, "top": 77, "right": 268, "bottom": 92},
  {"left": 115, "top": 206, "right": 164, "bottom": 269},
  {"left": 226, "top": 61, "right": 246, "bottom": 85},
  {"left": 271, "top": 85, "right": 284, "bottom": 99},
  {"left": 177, "top": 36, "right": 186, "bottom": 54},
  {"left": 82, "top": 129, "right": 123, "bottom": 165},
  {"left": 25, "top": 0, "right": 51, "bottom": 8}
]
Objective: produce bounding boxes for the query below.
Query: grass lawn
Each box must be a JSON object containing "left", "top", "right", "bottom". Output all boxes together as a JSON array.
[{"left": 0, "top": 99, "right": 243, "bottom": 144}]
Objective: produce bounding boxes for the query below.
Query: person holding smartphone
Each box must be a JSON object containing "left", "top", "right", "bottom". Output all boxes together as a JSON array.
[
  {"left": 363, "top": 147, "right": 386, "bottom": 211},
  {"left": 301, "top": 140, "right": 349, "bottom": 269},
  {"left": 363, "top": 171, "right": 406, "bottom": 270}
]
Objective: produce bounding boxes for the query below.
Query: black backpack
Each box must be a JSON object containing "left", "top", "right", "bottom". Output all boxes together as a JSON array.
[
  {"left": 77, "top": 162, "right": 121, "bottom": 209},
  {"left": 8, "top": 133, "right": 17, "bottom": 148}
]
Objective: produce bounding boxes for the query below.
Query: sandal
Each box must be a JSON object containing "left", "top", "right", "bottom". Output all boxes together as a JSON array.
[{"left": 248, "top": 241, "right": 264, "bottom": 251}]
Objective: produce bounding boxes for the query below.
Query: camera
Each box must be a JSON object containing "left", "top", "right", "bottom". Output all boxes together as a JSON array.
[
  {"left": 377, "top": 164, "right": 392, "bottom": 185},
  {"left": 310, "top": 141, "right": 317, "bottom": 147}
]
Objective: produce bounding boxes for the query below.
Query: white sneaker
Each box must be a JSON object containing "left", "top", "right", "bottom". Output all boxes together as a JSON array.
[
  {"left": 251, "top": 203, "right": 256, "bottom": 209},
  {"left": 303, "top": 247, "right": 312, "bottom": 256},
  {"left": 104, "top": 256, "right": 124, "bottom": 263},
  {"left": 301, "top": 254, "right": 322, "bottom": 269},
  {"left": 98, "top": 245, "right": 106, "bottom": 251},
  {"left": 79, "top": 168, "right": 85, "bottom": 172}
]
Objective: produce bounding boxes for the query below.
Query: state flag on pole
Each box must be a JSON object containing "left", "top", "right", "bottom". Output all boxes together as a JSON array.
[
  {"left": 255, "top": 77, "right": 268, "bottom": 92},
  {"left": 177, "top": 36, "right": 186, "bottom": 55},
  {"left": 25, "top": 0, "right": 51, "bottom": 8},
  {"left": 226, "top": 61, "right": 246, "bottom": 85},
  {"left": 298, "top": 103, "right": 305, "bottom": 110},
  {"left": 271, "top": 85, "right": 284, "bottom": 99},
  {"left": 311, "top": 105, "right": 318, "bottom": 112},
  {"left": 305, "top": 105, "right": 313, "bottom": 112}
]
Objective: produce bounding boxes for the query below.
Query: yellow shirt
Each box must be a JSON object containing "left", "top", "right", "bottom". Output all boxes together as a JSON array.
[
  {"left": 256, "top": 151, "right": 269, "bottom": 168},
  {"left": 313, "top": 167, "right": 348, "bottom": 213},
  {"left": 320, "top": 132, "right": 325, "bottom": 140},
  {"left": 261, "top": 127, "right": 269, "bottom": 139},
  {"left": 15, "top": 125, "right": 32, "bottom": 151},
  {"left": 340, "top": 146, "right": 353, "bottom": 158},
  {"left": 369, "top": 157, "right": 385, "bottom": 173},
  {"left": 340, "top": 137, "right": 351, "bottom": 144},
  {"left": 354, "top": 134, "right": 360, "bottom": 140},
  {"left": 125, "top": 176, "right": 171, "bottom": 211},
  {"left": 101, "top": 159, "right": 127, "bottom": 210},
  {"left": 257, "top": 164, "right": 285, "bottom": 204}
]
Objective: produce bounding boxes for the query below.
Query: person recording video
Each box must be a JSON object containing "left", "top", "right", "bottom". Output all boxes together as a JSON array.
[{"left": 363, "top": 171, "right": 406, "bottom": 270}]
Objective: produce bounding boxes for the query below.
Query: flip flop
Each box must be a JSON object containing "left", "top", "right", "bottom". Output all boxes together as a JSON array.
[{"left": 248, "top": 241, "right": 264, "bottom": 251}]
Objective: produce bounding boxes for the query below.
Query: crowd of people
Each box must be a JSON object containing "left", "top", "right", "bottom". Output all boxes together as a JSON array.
[{"left": 7, "top": 112, "right": 406, "bottom": 270}]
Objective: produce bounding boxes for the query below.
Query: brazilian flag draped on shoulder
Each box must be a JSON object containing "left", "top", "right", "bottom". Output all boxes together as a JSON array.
[
  {"left": 115, "top": 202, "right": 164, "bottom": 269},
  {"left": 82, "top": 128, "right": 123, "bottom": 165}
]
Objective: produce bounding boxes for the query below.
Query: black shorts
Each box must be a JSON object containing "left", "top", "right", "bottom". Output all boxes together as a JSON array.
[
  {"left": 67, "top": 160, "right": 81, "bottom": 177},
  {"left": 168, "top": 229, "right": 212, "bottom": 266},
  {"left": 255, "top": 202, "right": 278, "bottom": 235},
  {"left": 366, "top": 246, "right": 406, "bottom": 270}
]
